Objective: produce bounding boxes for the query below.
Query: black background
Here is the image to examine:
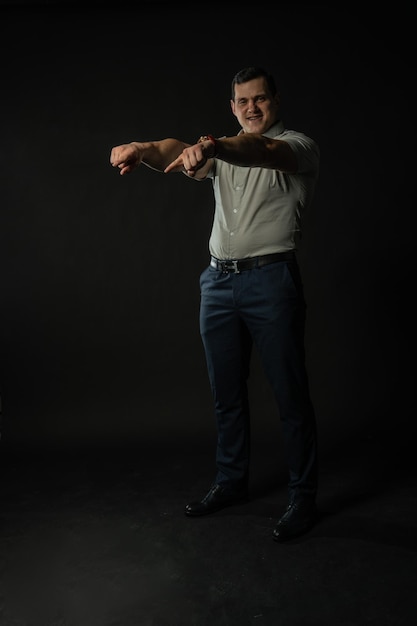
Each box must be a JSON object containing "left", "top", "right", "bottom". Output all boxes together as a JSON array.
[{"left": 0, "top": 1, "right": 414, "bottom": 453}]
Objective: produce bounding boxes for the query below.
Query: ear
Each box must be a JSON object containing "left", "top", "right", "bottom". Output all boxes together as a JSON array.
[{"left": 230, "top": 99, "right": 237, "bottom": 117}]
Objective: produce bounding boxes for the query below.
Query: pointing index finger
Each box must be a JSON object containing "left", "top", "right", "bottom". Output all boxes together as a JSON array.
[{"left": 164, "top": 155, "right": 184, "bottom": 174}]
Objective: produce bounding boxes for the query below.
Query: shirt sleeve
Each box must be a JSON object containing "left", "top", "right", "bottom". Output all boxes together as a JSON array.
[{"left": 279, "top": 131, "right": 320, "bottom": 175}]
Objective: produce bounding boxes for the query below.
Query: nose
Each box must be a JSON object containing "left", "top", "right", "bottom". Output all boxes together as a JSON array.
[{"left": 247, "top": 99, "right": 259, "bottom": 113}]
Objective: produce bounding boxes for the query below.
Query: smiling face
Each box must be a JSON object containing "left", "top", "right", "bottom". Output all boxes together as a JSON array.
[{"left": 231, "top": 76, "right": 280, "bottom": 134}]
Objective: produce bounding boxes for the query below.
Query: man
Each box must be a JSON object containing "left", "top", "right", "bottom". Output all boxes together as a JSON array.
[{"left": 110, "top": 66, "right": 320, "bottom": 542}]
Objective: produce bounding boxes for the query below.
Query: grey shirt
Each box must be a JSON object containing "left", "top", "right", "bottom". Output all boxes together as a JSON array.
[{"left": 206, "top": 120, "right": 320, "bottom": 260}]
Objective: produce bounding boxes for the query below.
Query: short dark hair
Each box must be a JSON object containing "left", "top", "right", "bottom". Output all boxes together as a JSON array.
[{"left": 231, "top": 66, "right": 278, "bottom": 100}]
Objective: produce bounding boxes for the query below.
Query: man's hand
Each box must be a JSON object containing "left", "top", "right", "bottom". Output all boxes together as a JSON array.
[
  {"left": 164, "top": 140, "right": 214, "bottom": 177},
  {"left": 110, "top": 142, "right": 142, "bottom": 176}
]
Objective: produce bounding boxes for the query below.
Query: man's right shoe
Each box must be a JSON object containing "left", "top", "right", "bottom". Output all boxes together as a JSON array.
[{"left": 185, "top": 484, "right": 248, "bottom": 517}]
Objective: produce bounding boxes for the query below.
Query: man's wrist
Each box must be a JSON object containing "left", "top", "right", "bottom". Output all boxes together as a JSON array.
[{"left": 197, "top": 135, "right": 219, "bottom": 158}]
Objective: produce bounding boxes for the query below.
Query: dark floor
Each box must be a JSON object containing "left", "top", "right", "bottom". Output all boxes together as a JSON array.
[{"left": 0, "top": 430, "right": 416, "bottom": 626}]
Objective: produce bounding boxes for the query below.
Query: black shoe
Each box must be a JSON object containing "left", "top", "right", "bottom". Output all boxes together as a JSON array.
[
  {"left": 272, "top": 500, "right": 317, "bottom": 542},
  {"left": 185, "top": 484, "right": 248, "bottom": 517}
]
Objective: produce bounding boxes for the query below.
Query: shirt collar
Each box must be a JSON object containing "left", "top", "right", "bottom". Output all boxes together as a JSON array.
[{"left": 262, "top": 119, "right": 285, "bottom": 138}]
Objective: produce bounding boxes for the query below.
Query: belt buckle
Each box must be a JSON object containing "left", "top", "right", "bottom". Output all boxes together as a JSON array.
[{"left": 222, "top": 259, "right": 240, "bottom": 274}]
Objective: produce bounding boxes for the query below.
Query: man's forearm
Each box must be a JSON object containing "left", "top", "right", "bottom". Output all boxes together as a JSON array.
[
  {"left": 214, "top": 134, "right": 297, "bottom": 172},
  {"left": 134, "top": 138, "right": 191, "bottom": 172}
]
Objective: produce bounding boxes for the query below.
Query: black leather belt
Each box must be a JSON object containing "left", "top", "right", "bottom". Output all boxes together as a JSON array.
[{"left": 210, "top": 251, "right": 295, "bottom": 274}]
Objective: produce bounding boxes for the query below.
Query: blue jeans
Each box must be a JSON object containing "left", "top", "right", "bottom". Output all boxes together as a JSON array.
[{"left": 199, "top": 257, "right": 318, "bottom": 502}]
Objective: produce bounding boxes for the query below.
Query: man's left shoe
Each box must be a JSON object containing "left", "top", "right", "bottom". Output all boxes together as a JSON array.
[{"left": 272, "top": 500, "right": 317, "bottom": 542}]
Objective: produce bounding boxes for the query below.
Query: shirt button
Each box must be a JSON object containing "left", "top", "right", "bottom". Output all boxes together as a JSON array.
[{"left": 230, "top": 231, "right": 234, "bottom": 236}]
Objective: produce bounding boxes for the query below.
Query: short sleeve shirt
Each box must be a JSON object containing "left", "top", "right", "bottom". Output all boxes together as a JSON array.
[{"left": 206, "top": 120, "right": 320, "bottom": 260}]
